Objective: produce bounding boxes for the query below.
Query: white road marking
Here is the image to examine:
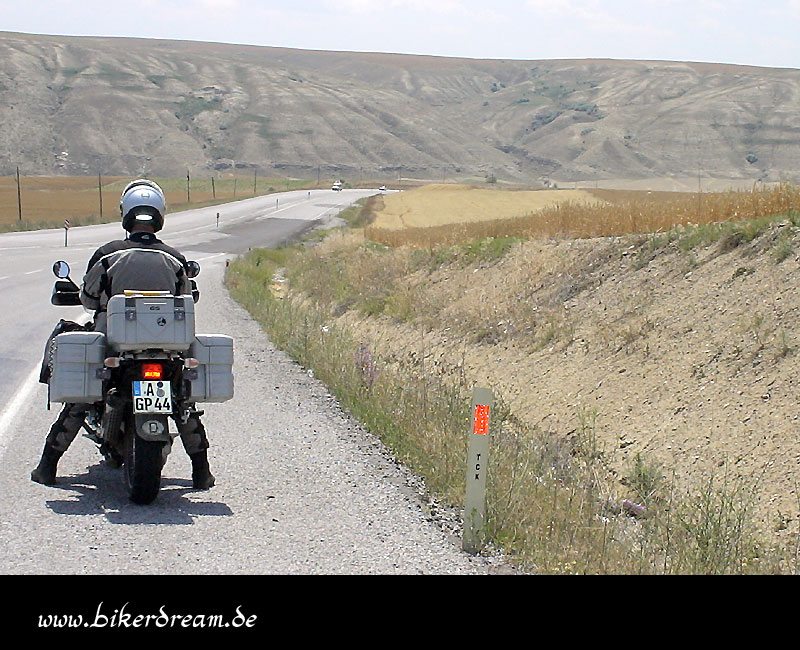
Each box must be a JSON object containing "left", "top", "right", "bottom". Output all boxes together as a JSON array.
[
  {"left": 0, "top": 364, "right": 43, "bottom": 458},
  {"left": 194, "top": 253, "right": 227, "bottom": 263},
  {"left": 0, "top": 313, "right": 91, "bottom": 458}
]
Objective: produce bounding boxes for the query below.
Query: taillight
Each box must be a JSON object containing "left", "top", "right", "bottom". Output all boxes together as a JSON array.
[{"left": 141, "top": 363, "right": 164, "bottom": 380}]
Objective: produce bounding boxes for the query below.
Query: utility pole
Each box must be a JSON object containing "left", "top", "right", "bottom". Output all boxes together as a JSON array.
[
  {"left": 15, "top": 166, "right": 22, "bottom": 221},
  {"left": 98, "top": 172, "right": 103, "bottom": 219}
]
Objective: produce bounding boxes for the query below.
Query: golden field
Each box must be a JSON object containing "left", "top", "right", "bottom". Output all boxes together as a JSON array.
[
  {"left": 365, "top": 183, "right": 800, "bottom": 248},
  {"left": 0, "top": 175, "right": 316, "bottom": 230},
  {"left": 370, "top": 184, "right": 600, "bottom": 230},
  {"left": 0, "top": 175, "right": 126, "bottom": 226}
]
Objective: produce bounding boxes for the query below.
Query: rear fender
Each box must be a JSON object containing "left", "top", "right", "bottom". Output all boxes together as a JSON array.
[{"left": 134, "top": 414, "right": 172, "bottom": 442}]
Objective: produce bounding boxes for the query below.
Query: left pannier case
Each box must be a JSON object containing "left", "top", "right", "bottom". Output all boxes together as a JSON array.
[{"left": 49, "top": 331, "right": 106, "bottom": 403}]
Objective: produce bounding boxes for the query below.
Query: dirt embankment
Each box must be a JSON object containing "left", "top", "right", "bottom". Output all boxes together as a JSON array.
[{"left": 339, "top": 223, "right": 800, "bottom": 544}]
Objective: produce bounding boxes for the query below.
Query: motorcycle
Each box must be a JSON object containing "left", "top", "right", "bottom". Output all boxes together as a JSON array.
[{"left": 45, "top": 260, "right": 233, "bottom": 504}]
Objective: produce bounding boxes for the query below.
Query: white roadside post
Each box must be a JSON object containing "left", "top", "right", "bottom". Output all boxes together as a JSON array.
[
  {"left": 64, "top": 219, "right": 70, "bottom": 247},
  {"left": 462, "top": 386, "right": 493, "bottom": 554}
]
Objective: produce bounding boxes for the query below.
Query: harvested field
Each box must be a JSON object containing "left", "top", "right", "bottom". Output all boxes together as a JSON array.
[{"left": 371, "top": 184, "right": 599, "bottom": 231}]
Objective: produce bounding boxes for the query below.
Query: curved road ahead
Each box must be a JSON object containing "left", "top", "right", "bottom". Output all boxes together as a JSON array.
[{"left": 0, "top": 188, "right": 502, "bottom": 575}]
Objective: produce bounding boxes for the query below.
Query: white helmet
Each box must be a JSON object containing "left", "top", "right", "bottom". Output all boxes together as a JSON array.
[{"left": 119, "top": 179, "right": 167, "bottom": 232}]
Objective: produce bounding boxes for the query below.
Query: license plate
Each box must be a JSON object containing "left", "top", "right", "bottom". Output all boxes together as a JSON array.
[{"left": 132, "top": 380, "right": 173, "bottom": 414}]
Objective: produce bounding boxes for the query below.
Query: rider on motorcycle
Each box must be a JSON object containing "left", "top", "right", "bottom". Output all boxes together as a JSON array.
[{"left": 31, "top": 179, "right": 215, "bottom": 490}]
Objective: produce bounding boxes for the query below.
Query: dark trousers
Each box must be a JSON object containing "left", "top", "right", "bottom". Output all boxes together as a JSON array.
[{"left": 46, "top": 402, "right": 210, "bottom": 456}]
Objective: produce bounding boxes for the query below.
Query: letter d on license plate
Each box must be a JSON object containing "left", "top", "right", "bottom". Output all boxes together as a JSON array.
[{"left": 132, "top": 380, "right": 173, "bottom": 414}]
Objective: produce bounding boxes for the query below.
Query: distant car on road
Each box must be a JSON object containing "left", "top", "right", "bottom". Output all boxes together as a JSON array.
[
  {"left": 332, "top": 180, "right": 342, "bottom": 191},
  {"left": 379, "top": 185, "right": 387, "bottom": 192}
]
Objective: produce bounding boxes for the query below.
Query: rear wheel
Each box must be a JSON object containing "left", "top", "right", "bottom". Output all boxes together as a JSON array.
[{"left": 123, "top": 414, "right": 164, "bottom": 504}]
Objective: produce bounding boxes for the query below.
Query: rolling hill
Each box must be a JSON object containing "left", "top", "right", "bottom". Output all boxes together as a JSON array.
[{"left": 2, "top": 31, "right": 800, "bottom": 187}]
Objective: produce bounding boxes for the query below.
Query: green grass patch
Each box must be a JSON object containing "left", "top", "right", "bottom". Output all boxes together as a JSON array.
[
  {"left": 634, "top": 211, "right": 800, "bottom": 269},
  {"left": 175, "top": 95, "right": 222, "bottom": 121},
  {"left": 409, "top": 236, "right": 522, "bottom": 272}
]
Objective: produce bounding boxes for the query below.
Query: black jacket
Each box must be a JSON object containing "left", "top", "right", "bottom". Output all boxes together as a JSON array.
[{"left": 80, "top": 231, "right": 191, "bottom": 313}]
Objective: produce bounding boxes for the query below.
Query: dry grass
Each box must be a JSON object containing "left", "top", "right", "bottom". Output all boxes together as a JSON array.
[
  {"left": 226, "top": 230, "right": 783, "bottom": 573},
  {"left": 366, "top": 183, "right": 800, "bottom": 248},
  {"left": 0, "top": 175, "right": 127, "bottom": 226},
  {"left": 228, "top": 187, "right": 800, "bottom": 572},
  {"left": 0, "top": 174, "right": 318, "bottom": 230}
]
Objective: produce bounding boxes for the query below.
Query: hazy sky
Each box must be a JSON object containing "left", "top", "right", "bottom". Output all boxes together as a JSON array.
[{"left": 2, "top": 0, "right": 799, "bottom": 69}]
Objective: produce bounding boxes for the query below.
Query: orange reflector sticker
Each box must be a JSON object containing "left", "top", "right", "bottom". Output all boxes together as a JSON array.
[{"left": 473, "top": 404, "right": 490, "bottom": 435}]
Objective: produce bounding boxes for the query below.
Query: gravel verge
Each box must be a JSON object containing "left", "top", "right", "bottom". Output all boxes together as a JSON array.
[{"left": 194, "top": 258, "right": 515, "bottom": 574}]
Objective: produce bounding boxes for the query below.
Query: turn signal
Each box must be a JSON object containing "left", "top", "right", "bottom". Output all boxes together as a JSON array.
[
  {"left": 141, "top": 363, "right": 164, "bottom": 380},
  {"left": 104, "top": 357, "right": 121, "bottom": 368},
  {"left": 184, "top": 358, "right": 200, "bottom": 369}
]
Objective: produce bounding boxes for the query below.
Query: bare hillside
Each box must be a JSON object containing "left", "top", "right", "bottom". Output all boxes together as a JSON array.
[{"left": 2, "top": 31, "right": 800, "bottom": 185}]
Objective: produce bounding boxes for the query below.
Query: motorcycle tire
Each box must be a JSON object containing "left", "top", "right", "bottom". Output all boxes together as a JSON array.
[{"left": 123, "top": 414, "right": 165, "bottom": 505}]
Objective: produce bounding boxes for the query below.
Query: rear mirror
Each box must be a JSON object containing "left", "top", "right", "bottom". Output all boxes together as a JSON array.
[
  {"left": 53, "top": 261, "right": 71, "bottom": 279},
  {"left": 186, "top": 261, "right": 200, "bottom": 278}
]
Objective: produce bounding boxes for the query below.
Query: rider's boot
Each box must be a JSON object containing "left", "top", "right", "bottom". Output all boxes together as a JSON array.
[
  {"left": 31, "top": 403, "right": 83, "bottom": 486},
  {"left": 30, "top": 442, "right": 64, "bottom": 485},
  {"left": 190, "top": 450, "right": 215, "bottom": 490}
]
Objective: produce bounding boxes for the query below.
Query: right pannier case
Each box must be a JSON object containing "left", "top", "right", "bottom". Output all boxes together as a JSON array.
[{"left": 188, "top": 335, "right": 234, "bottom": 403}]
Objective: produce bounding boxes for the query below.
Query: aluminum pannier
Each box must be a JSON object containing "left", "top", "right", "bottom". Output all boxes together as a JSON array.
[
  {"left": 48, "top": 331, "right": 106, "bottom": 403},
  {"left": 106, "top": 292, "right": 195, "bottom": 351},
  {"left": 187, "top": 335, "right": 234, "bottom": 403}
]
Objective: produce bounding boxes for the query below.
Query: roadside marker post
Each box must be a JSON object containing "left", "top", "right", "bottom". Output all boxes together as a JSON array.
[
  {"left": 64, "top": 219, "right": 70, "bottom": 247},
  {"left": 462, "top": 386, "right": 493, "bottom": 554}
]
